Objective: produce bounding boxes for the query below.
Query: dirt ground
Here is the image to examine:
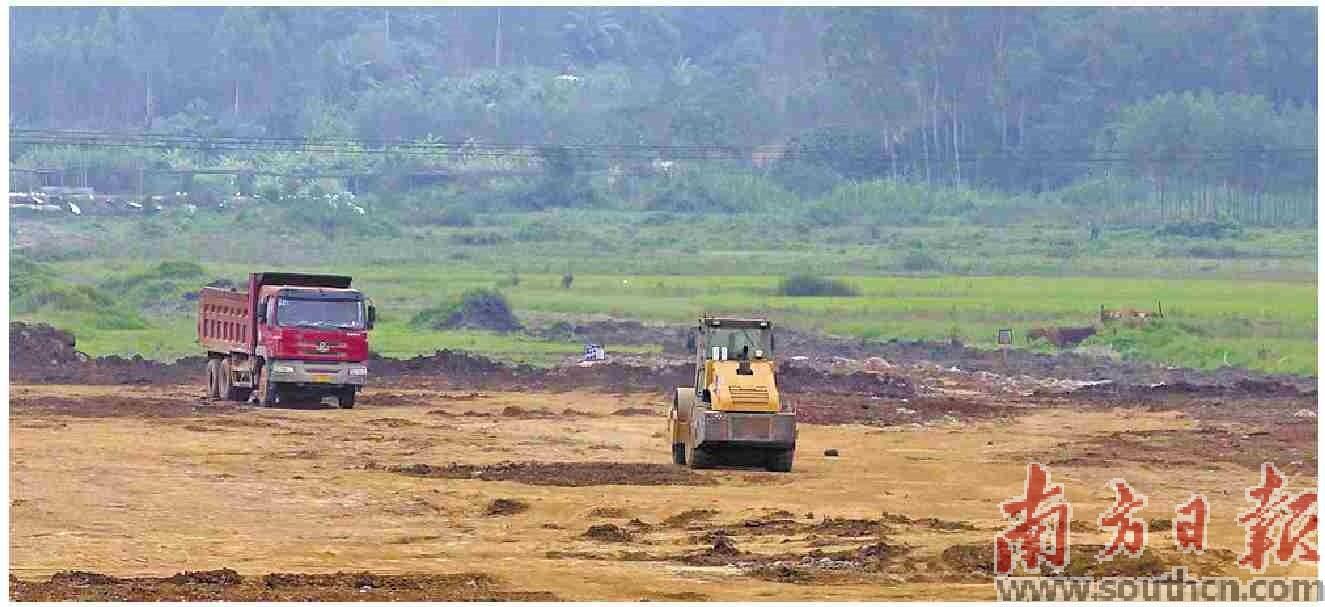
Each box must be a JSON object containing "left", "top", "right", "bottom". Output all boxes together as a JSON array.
[{"left": 10, "top": 364, "right": 1317, "bottom": 600}]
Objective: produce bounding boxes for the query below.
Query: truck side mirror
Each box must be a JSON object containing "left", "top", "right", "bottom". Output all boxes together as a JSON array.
[
  {"left": 255, "top": 305, "right": 267, "bottom": 324},
  {"left": 367, "top": 304, "right": 377, "bottom": 330}
]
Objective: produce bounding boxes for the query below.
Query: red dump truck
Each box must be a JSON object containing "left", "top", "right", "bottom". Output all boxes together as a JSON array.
[{"left": 198, "top": 272, "right": 375, "bottom": 408}]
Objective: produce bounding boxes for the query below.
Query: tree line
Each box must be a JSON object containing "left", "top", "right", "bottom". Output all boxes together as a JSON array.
[{"left": 9, "top": 7, "right": 1318, "bottom": 225}]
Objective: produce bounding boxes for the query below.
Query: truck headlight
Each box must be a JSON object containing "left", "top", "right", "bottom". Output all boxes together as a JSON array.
[
  {"left": 349, "top": 367, "right": 369, "bottom": 376},
  {"left": 271, "top": 364, "right": 295, "bottom": 374}
]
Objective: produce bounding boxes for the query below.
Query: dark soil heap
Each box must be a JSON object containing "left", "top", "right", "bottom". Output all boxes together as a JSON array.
[{"left": 10, "top": 321, "right": 84, "bottom": 370}]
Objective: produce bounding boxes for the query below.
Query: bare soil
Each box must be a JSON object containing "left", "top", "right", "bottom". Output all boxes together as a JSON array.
[
  {"left": 12, "top": 570, "right": 555, "bottom": 601},
  {"left": 372, "top": 461, "right": 718, "bottom": 487},
  {"left": 9, "top": 319, "right": 1318, "bottom": 600}
]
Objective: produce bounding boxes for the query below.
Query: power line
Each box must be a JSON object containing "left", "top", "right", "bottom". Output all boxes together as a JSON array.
[{"left": 10, "top": 128, "right": 1318, "bottom": 164}]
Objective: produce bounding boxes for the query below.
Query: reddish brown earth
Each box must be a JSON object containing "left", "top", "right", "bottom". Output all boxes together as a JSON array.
[
  {"left": 11, "top": 570, "right": 555, "bottom": 601},
  {"left": 9, "top": 321, "right": 1317, "bottom": 600}
]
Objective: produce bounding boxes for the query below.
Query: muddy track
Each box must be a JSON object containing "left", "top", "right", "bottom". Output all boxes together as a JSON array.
[{"left": 10, "top": 569, "right": 556, "bottom": 601}]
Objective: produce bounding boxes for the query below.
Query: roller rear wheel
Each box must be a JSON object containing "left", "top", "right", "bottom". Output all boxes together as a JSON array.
[
  {"left": 205, "top": 359, "right": 222, "bottom": 399},
  {"left": 686, "top": 443, "right": 714, "bottom": 469},
  {"left": 766, "top": 448, "right": 794, "bottom": 473}
]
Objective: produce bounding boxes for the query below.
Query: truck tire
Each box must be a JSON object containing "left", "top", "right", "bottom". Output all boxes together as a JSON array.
[
  {"left": 206, "top": 359, "right": 221, "bottom": 399},
  {"left": 256, "top": 366, "right": 278, "bottom": 406},
  {"left": 337, "top": 387, "right": 356, "bottom": 409},
  {"left": 672, "top": 443, "right": 686, "bottom": 465},
  {"left": 220, "top": 359, "right": 250, "bottom": 402},
  {"left": 766, "top": 448, "right": 794, "bottom": 473}
]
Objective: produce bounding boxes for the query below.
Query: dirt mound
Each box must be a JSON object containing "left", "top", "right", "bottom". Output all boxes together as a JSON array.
[
  {"left": 10, "top": 394, "right": 243, "bottom": 419},
  {"left": 795, "top": 394, "right": 1011, "bottom": 426},
  {"left": 663, "top": 508, "right": 719, "bottom": 527},
  {"left": 532, "top": 319, "right": 690, "bottom": 354},
  {"left": 373, "top": 461, "right": 716, "bottom": 487},
  {"left": 365, "top": 417, "right": 420, "bottom": 428},
  {"left": 582, "top": 523, "right": 633, "bottom": 542},
  {"left": 168, "top": 569, "right": 241, "bottom": 585},
  {"left": 48, "top": 571, "right": 116, "bottom": 586},
  {"left": 11, "top": 322, "right": 208, "bottom": 384},
  {"left": 588, "top": 506, "right": 629, "bottom": 518},
  {"left": 1044, "top": 423, "right": 1317, "bottom": 472},
  {"left": 1069, "top": 376, "right": 1314, "bottom": 399},
  {"left": 499, "top": 405, "right": 559, "bottom": 418},
  {"left": 1050, "top": 544, "right": 1167, "bottom": 578},
  {"left": 12, "top": 570, "right": 556, "bottom": 601},
  {"left": 610, "top": 407, "right": 655, "bottom": 416},
  {"left": 369, "top": 350, "right": 531, "bottom": 385},
  {"left": 938, "top": 543, "right": 995, "bottom": 576},
  {"left": 10, "top": 322, "right": 83, "bottom": 369},
  {"left": 779, "top": 364, "right": 915, "bottom": 398},
  {"left": 485, "top": 498, "right": 529, "bottom": 516}
]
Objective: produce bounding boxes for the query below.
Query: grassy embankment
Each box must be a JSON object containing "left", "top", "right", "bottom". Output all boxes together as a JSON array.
[{"left": 11, "top": 207, "right": 1315, "bottom": 374}]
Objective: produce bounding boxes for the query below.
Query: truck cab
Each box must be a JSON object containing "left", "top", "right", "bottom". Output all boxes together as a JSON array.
[{"left": 253, "top": 283, "right": 372, "bottom": 406}]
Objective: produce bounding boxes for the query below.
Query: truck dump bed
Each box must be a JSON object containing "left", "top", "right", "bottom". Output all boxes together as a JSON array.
[{"left": 198, "top": 287, "right": 253, "bottom": 354}]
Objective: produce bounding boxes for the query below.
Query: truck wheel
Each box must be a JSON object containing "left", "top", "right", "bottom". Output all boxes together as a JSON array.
[
  {"left": 220, "top": 360, "right": 249, "bottom": 402},
  {"left": 766, "top": 449, "right": 794, "bottom": 473},
  {"left": 672, "top": 443, "right": 686, "bottom": 465},
  {"left": 686, "top": 443, "right": 713, "bottom": 470},
  {"left": 257, "top": 367, "right": 278, "bottom": 406},
  {"left": 206, "top": 359, "right": 221, "bottom": 399},
  {"left": 337, "top": 388, "right": 356, "bottom": 409}
]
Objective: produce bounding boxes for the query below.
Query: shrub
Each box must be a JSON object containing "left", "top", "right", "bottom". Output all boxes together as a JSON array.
[
  {"left": 769, "top": 161, "right": 844, "bottom": 198},
  {"left": 14, "top": 284, "right": 114, "bottom": 313},
  {"left": 514, "top": 220, "right": 576, "bottom": 242},
  {"left": 807, "top": 180, "right": 988, "bottom": 226},
  {"left": 644, "top": 169, "right": 795, "bottom": 214},
  {"left": 149, "top": 261, "right": 206, "bottom": 278},
  {"left": 433, "top": 206, "right": 476, "bottom": 227},
  {"left": 1185, "top": 244, "right": 1243, "bottom": 259},
  {"left": 410, "top": 289, "right": 521, "bottom": 332},
  {"left": 777, "top": 274, "right": 859, "bottom": 297},
  {"left": 450, "top": 231, "right": 508, "bottom": 246},
  {"left": 1155, "top": 221, "right": 1243, "bottom": 239},
  {"left": 900, "top": 250, "right": 942, "bottom": 272},
  {"left": 10, "top": 255, "right": 57, "bottom": 301}
]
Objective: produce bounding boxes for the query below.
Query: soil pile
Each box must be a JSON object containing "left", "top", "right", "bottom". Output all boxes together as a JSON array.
[
  {"left": 12, "top": 570, "right": 555, "bottom": 601},
  {"left": 374, "top": 461, "right": 716, "bottom": 487},
  {"left": 11, "top": 322, "right": 204, "bottom": 384},
  {"left": 582, "top": 524, "right": 633, "bottom": 542},
  {"left": 10, "top": 322, "right": 84, "bottom": 370},
  {"left": 532, "top": 319, "right": 690, "bottom": 354},
  {"left": 485, "top": 498, "right": 529, "bottom": 516},
  {"left": 370, "top": 349, "right": 530, "bottom": 385}
]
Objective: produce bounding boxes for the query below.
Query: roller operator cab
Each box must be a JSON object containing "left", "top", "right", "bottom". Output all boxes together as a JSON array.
[
  {"left": 198, "top": 272, "right": 376, "bottom": 409},
  {"left": 668, "top": 316, "right": 796, "bottom": 472}
]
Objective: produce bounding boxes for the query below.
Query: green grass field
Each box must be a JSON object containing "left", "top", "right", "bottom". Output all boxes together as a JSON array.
[{"left": 9, "top": 207, "right": 1317, "bottom": 375}]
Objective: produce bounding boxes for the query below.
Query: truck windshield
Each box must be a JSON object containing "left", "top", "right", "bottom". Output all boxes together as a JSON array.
[
  {"left": 707, "top": 328, "right": 771, "bottom": 359},
  {"left": 276, "top": 297, "right": 364, "bottom": 330}
]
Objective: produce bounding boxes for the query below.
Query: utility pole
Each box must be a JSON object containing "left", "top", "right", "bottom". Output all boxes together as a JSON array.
[{"left": 494, "top": 7, "right": 503, "bottom": 68}]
